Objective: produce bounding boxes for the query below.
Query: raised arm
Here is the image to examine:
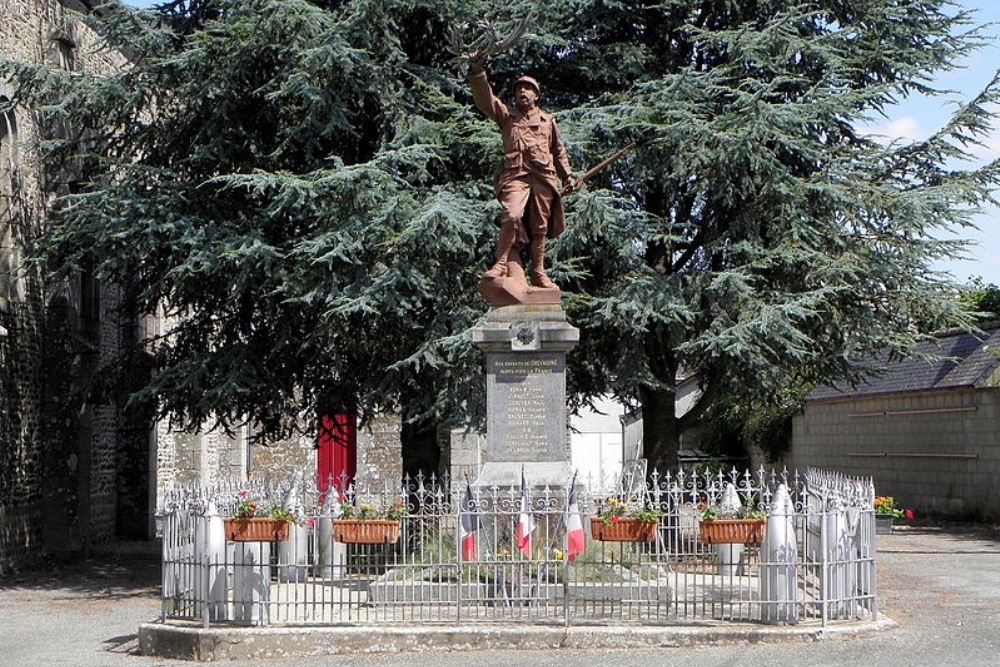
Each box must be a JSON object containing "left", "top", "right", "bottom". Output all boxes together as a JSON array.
[{"left": 468, "top": 66, "right": 509, "bottom": 128}]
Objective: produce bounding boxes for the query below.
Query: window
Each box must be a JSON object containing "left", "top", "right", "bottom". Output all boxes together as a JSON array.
[
  {"left": 54, "top": 38, "right": 75, "bottom": 72},
  {"left": 46, "top": 38, "right": 77, "bottom": 180},
  {"left": 0, "top": 98, "right": 17, "bottom": 178},
  {"left": 79, "top": 259, "right": 100, "bottom": 322},
  {"left": 0, "top": 99, "right": 17, "bottom": 312}
]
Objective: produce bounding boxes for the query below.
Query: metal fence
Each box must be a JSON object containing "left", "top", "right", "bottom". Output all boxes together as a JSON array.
[{"left": 158, "top": 467, "right": 876, "bottom": 628}]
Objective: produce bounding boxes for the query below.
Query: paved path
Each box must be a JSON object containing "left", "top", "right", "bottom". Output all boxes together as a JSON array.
[{"left": 1, "top": 525, "right": 998, "bottom": 666}]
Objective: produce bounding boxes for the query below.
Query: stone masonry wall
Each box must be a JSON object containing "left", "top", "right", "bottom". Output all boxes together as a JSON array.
[
  {"left": 356, "top": 414, "right": 403, "bottom": 491},
  {"left": 0, "top": 0, "right": 133, "bottom": 572},
  {"left": 0, "top": 303, "right": 44, "bottom": 571},
  {"left": 155, "top": 424, "right": 249, "bottom": 504},
  {"left": 250, "top": 431, "right": 316, "bottom": 486},
  {"left": 785, "top": 387, "right": 1000, "bottom": 519}
]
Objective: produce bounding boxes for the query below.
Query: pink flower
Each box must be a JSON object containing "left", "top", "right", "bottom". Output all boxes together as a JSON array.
[
  {"left": 338, "top": 495, "right": 346, "bottom": 502},
  {"left": 305, "top": 518, "right": 316, "bottom": 527},
  {"left": 904, "top": 509, "right": 914, "bottom": 520},
  {"left": 238, "top": 490, "right": 248, "bottom": 498},
  {"left": 611, "top": 516, "right": 622, "bottom": 524}
]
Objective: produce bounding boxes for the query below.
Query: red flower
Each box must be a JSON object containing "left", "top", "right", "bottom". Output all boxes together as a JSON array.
[
  {"left": 697, "top": 502, "right": 707, "bottom": 511},
  {"left": 904, "top": 509, "right": 914, "bottom": 520},
  {"left": 238, "top": 490, "right": 248, "bottom": 498},
  {"left": 611, "top": 516, "right": 622, "bottom": 524}
]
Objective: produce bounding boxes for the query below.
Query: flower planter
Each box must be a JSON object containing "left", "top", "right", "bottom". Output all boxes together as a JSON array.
[
  {"left": 333, "top": 519, "right": 401, "bottom": 544},
  {"left": 698, "top": 519, "right": 766, "bottom": 545},
  {"left": 224, "top": 518, "right": 290, "bottom": 542},
  {"left": 875, "top": 515, "right": 894, "bottom": 535},
  {"left": 590, "top": 516, "right": 657, "bottom": 542}
]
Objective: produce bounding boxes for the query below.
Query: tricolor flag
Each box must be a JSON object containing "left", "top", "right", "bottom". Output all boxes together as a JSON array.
[
  {"left": 565, "top": 483, "right": 585, "bottom": 561},
  {"left": 458, "top": 479, "right": 479, "bottom": 561},
  {"left": 516, "top": 470, "right": 535, "bottom": 558}
]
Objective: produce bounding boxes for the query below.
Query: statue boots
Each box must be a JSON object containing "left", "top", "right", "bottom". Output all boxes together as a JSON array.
[
  {"left": 506, "top": 244, "right": 527, "bottom": 284},
  {"left": 483, "top": 220, "right": 518, "bottom": 279},
  {"left": 529, "top": 236, "right": 556, "bottom": 289}
]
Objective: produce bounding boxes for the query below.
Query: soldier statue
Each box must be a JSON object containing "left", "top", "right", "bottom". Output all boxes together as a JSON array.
[{"left": 468, "top": 55, "right": 579, "bottom": 291}]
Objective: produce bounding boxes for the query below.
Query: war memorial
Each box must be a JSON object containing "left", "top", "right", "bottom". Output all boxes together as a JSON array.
[{"left": 137, "top": 39, "right": 882, "bottom": 662}]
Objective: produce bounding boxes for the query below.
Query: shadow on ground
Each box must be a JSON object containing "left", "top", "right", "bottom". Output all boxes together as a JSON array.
[
  {"left": 882, "top": 521, "right": 1000, "bottom": 553},
  {"left": 0, "top": 539, "right": 161, "bottom": 601}
]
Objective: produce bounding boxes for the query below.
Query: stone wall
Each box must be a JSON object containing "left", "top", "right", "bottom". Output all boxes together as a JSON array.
[
  {"left": 153, "top": 413, "right": 403, "bottom": 506},
  {"left": 0, "top": 304, "right": 44, "bottom": 570},
  {"left": 155, "top": 425, "right": 249, "bottom": 500},
  {"left": 356, "top": 414, "right": 403, "bottom": 491},
  {"left": 250, "top": 431, "right": 316, "bottom": 485},
  {"left": 785, "top": 387, "right": 1000, "bottom": 519},
  {"left": 445, "top": 427, "right": 484, "bottom": 488},
  {"left": 0, "top": 0, "right": 142, "bottom": 572}
]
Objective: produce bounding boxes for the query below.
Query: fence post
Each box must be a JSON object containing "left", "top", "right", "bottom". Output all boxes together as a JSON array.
[
  {"left": 820, "top": 497, "right": 829, "bottom": 627},
  {"left": 870, "top": 507, "right": 878, "bottom": 621},
  {"left": 197, "top": 501, "right": 229, "bottom": 622},
  {"left": 716, "top": 483, "right": 744, "bottom": 576},
  {"left": 233, "top": 541, "right": 271, "bottom": 626},
  {"left": 760, "top": 483, "right": 798, "bottom": 624}
]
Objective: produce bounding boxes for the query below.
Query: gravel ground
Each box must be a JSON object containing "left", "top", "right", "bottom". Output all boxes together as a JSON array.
[{"left": 1, "top": 524, "right": 998, "bottom": 666}]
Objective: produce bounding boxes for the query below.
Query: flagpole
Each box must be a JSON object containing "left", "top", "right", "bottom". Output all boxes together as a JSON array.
[
  {"left": 563, "top": 471, "right": 577, "bottom": 624},
  {"left": 530, "top": 471, "right": 579, "bottom": 607},
  {"left": 457, "top": 474, "right": 465, "bottom": 622}
]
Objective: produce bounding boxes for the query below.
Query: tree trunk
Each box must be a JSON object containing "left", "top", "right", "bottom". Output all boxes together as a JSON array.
[
  {"left": 640, "top": 330, "right": 680, "bottom": 473},
  {"left": 639, "top": 385, "right": 679, "bottom": 473},
  {"left": 744, "top": 437, "right": 769, "bottom": 473},
  {"left": 400, "top": 411, "right": 440, "bottom": 480}
]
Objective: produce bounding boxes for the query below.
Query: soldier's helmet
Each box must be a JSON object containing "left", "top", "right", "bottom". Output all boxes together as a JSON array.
[{"left": 512, "top": 75, "right": 541, "bottom": 97}]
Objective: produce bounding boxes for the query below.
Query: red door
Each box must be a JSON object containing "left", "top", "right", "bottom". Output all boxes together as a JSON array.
[{"left": 317, "top": 412, "right": 356, "bottom": 494}]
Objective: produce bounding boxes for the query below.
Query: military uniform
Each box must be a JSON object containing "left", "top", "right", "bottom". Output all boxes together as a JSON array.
[{"left": 468, "top": 70, "right": 574, "bottom": 287}]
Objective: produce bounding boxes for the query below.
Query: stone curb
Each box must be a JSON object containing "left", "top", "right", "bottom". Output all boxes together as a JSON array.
[{"left": 138, "top": 617, "right": 896, "bottom": 661}]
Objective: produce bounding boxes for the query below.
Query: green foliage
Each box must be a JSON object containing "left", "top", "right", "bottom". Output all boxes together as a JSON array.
[
  {"left": 700, "top": 382, "right": 809, "bottom": 463},
  {"left": 958, "top": 277, "right": 1000, "bottom": 321},
  {"left": 2, "top": 1, "right": 997, "bottom": 466},
  {"left": 234, "top": 490, "right": 302, "bottom": 523},
  {"left": 595, "top": 496, "right": 662, "bottom": 525},
  {"left": 339, "top": 499, "right": 405, "bottom": 520},
  {"left": 698, "top": 501, "right": 767, "bottom": 521}
]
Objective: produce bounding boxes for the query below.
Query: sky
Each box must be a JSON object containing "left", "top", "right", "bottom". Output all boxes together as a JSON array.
[{"left": 124, "top": 0, "right": 1000, "bottom": 285}]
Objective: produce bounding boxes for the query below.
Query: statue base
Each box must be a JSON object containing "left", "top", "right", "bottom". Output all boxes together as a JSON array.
[
  {"left": 477, "top": 276, "right": 560, "bottom": 306},
  {"left": 472, "top": 305, "right": 580, "bottom": 489}
]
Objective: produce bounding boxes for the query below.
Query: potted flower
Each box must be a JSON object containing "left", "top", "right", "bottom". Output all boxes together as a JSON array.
[
  {"left": 590, "top": 497, "right": 662, "bottom": 542},
  {"left": 224, "top": 490, "right": 298, "bottom": 542},
  {"left": 874, "top": 496, "right": 913, "bottom": 534},
  {"left": 332, "top": 498, "right": 405, "bottom": 544},
  {"left": 697, "top": 500, "right": 767, "bottom": 545}
]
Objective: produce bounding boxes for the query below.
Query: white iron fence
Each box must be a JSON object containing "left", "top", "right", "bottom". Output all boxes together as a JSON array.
[{"left": 158, "top": 467, "right": 876, "bottom": 628}]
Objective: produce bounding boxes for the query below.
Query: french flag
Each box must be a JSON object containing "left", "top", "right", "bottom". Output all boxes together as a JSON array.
[
  {"left": 459, "top": 479, "right": 479, "bottom": 561},
  {"left": 565, "top": 483, "right": 585, "bottom": 561},
  {"left": 516, "top": 470, "right": 535, "bottom": 558}
]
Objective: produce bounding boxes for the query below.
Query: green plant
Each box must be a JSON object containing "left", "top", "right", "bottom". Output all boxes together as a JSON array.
[
  {"left": 338, "top": 496, "right": 405, "bottom": 521},
  {"left": 596, "top": 497, "right": 663, "bottom": 525},
  {"left": 233, "top": 490, "right": 302, "bottom": 524},
  {"left": 874, "top": 496, "right": 913, "bottom": 520},
  {"left": 697, "top": 498, "right": 767, "bottom": 521}
]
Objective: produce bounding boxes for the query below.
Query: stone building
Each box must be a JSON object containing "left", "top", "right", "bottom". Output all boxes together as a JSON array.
[
  {"left": 785, "top": 322, "right": 1000, "bottom": 519},
  {"left": 0, "top": 0, "right": 156, "bottom": 572}
]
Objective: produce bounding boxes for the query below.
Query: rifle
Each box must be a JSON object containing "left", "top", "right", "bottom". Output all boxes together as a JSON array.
[{"left": 561, "top": 141, "right": 637, "bottom": 195}]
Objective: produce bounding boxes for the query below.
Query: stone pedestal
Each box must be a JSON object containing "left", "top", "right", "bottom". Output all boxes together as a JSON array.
[{"left": 472, "top": 304, "right": 579, "bottom": 488}]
